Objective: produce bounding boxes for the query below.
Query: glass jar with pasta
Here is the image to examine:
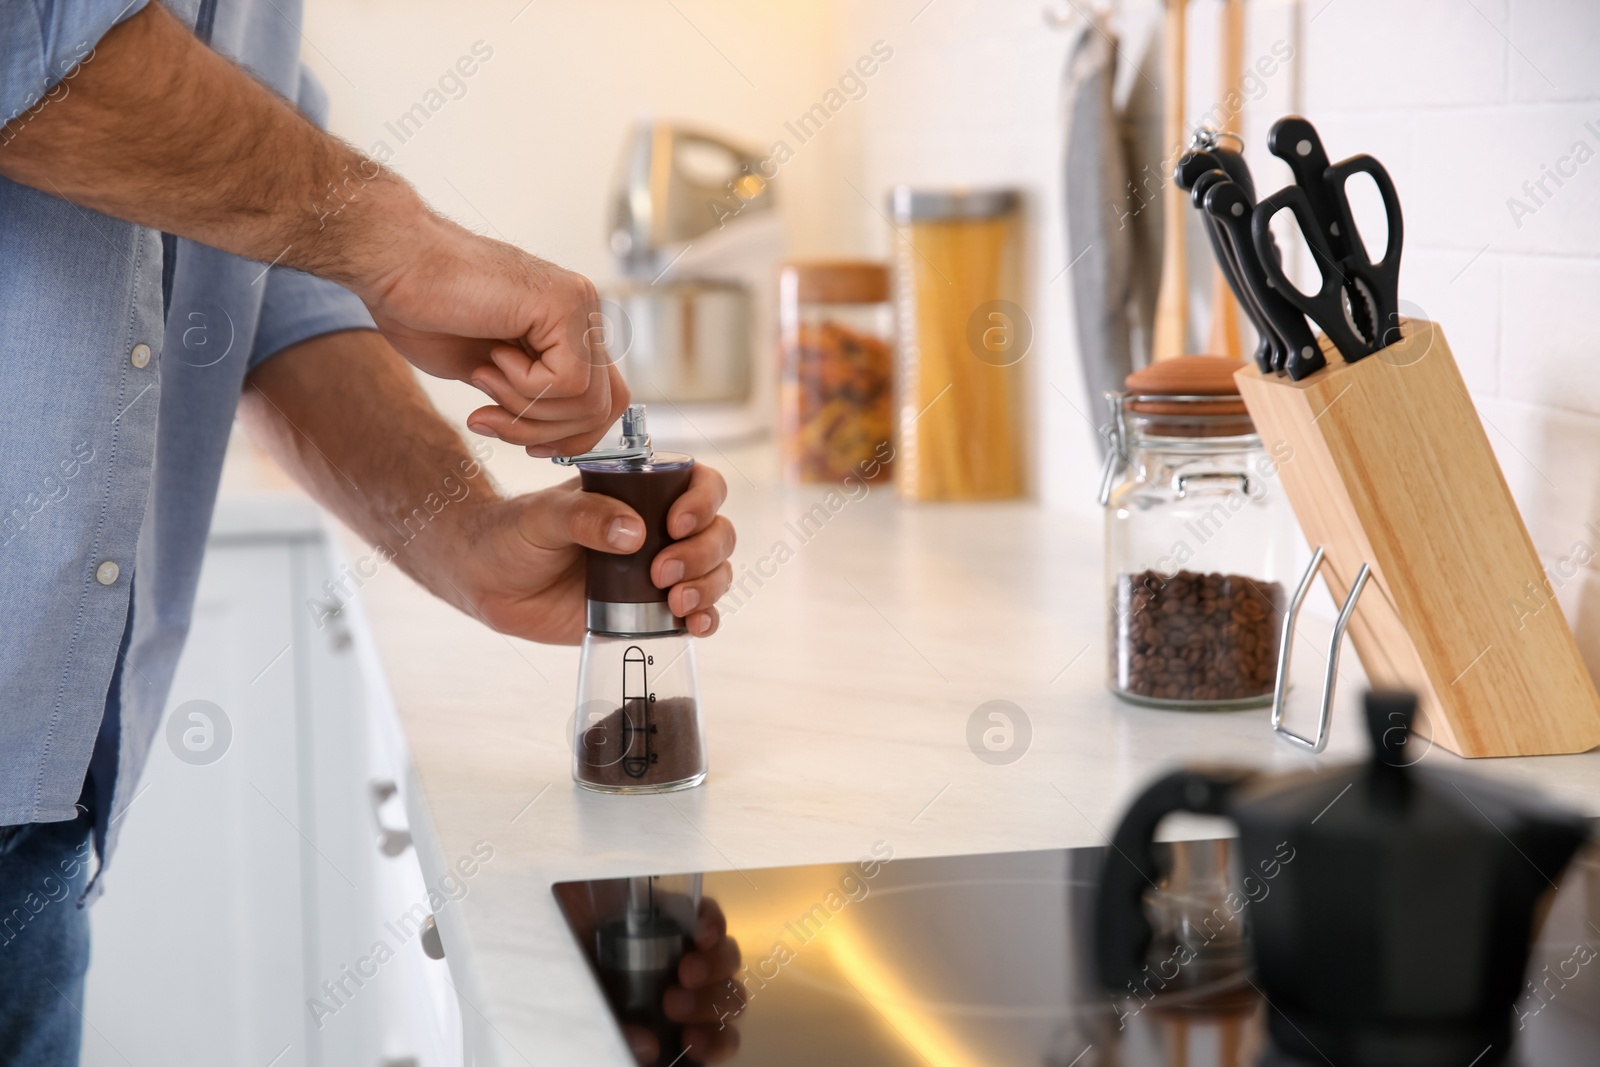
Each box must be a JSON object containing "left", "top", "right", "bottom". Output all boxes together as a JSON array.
[
  {"left": 889, "top": 187, "right": 1027, "bottom": 502},
  {"left": 776, "top": 262, "right": 895, "bottom": 485}
]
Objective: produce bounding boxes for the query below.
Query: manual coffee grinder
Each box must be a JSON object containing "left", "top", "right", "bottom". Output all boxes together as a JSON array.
[
  {"left": 555, "top": 405, "right": 707, "bottom": 793},
  {"left": 592, "top": 874, "right": 702, "bottom": 1066}
]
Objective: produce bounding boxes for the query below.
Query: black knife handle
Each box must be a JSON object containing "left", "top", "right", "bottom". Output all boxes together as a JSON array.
[
  {"left": 1205, "top": 180, "right": 1325, "bottom": 379},
  {"left": 1323, "top": 154, "right": 1405, "bottom": 349},
  {"left": 1268, "top": 116, "right": 1351, "bottom": 263},
  {"left": 1174, "top": 149, "right": 1223, "bottom": 192},
  {"left": 1251, "top": 184, "right": 1371, "bottom": 371},
  {"left": 1190, "top": 169, "right": 1276, "bottom": 374},
  {"left": 1207, "top": 145, "right": 1257, "bottom": 205},
  {"left": 1176, "top": 147, "right": 1259, "bottom": 212}
]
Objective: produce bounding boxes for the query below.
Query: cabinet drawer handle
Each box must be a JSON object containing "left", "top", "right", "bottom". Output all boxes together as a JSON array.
[
  {"left": 421, "top": 914, "right": 445, "bottom": 961},
  {"left": 370, "top": 780, "right": 413, "bottom": 857}
]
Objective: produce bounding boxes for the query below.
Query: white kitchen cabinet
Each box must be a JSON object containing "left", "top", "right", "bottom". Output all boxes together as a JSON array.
[{"left": 82, "top": 497, "right": 462, "bottom": 1067}]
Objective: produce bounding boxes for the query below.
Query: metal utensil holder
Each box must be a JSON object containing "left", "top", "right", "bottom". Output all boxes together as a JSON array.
[{"left": 1271, "top": 546, "right": 1370, "bottom": 753}]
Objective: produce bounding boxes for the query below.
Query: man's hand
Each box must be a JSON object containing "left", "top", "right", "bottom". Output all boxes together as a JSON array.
[
  {"left": 627, "top": 896, "right": 745, "bottom": 1065},
  {"left": 447, "top": 465, "right": 734, "bottom": 645},
  {"left": 0, "top": 1, "right": 623, "bottom": 454},
  {"left": 238, "top": 331, "right": 733, "bottom": 645},
  {"left": 362, "top": 217, "right": 631, "bottom": 458}
]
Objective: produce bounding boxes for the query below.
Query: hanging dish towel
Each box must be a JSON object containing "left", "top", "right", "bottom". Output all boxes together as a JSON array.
[{"left": 1062, "top": 13, "right": 1135, "bottom": 457}]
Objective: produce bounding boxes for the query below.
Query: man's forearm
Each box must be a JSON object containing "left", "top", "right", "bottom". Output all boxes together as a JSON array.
[
  {"left": 240, "top": 329, "right": 734, "bottom": 646},
  {"left": 237, "top": 330, "right": 499, "bottom": 601},
  {"left": 0, "top": 2, "right": 423, "bottom": 298}
]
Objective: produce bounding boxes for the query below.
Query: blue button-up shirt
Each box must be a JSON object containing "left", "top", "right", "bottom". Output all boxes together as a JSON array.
[{"left": 0, "top": 0, "right": 375, "bottom": 872}]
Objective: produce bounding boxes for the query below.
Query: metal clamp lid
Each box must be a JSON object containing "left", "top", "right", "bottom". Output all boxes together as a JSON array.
[
  {"left": 553, "top": 404, "right": 653, "bottom": 466},
  {"left": 1096, "top": 390, "right": 1258, "bottom": 507}
]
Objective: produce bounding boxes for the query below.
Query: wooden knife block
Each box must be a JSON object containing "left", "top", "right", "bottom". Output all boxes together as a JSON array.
[{"left": 1235, "top": 319, "right": 1600, "bottom": 757}]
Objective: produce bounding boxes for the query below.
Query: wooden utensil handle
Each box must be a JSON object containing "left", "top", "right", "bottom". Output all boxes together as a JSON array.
[
  {"left": 1151, "top": 0, "right": 1188, "bottom": 362},
  {"left": 1208, "top": 0, "right": 1244, "bottom": 359}
]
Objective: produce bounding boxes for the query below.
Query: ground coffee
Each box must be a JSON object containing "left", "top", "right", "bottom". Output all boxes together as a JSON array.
[
  {"left": 1111, "top": 569, "right": 1286, "bottom": 703},
  {"left": 577, "top": 696, "right": 705, "bottom": 790}
]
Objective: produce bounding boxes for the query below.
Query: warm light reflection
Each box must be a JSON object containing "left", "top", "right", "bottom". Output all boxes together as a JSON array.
[{"left": 823, "top": 922, "right": 987, "bottom": 1067}]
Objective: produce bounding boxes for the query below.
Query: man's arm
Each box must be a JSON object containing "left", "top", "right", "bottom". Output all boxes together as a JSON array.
[
  {"left": 0, "top": 2, "right": 623, "bottom": 454},
  {"left": 236, "top": 330, "right": 735, "bottom": 645}
]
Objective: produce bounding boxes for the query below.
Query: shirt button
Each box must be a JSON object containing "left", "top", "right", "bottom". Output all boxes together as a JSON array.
[
  {"left": 96, "top": 561, "right": 121, "bottom": 585},
  {"left": 130, "top": 343, "right": 151, "bottom": 368}
]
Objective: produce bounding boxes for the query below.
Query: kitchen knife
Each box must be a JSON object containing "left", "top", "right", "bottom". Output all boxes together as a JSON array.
[
  {"left": 1205, "top": 179, "right": 1328, "bottom": 380},
  {"left": 1204, "top": 143, "right": 1256, "bottom": 204},
  {"left": 1182, "top": 164, "right": 1276, "bottom": 374},
  {"left": 1176, "top": 152, "right": 1273, "bottom": 373},
  {"left": 1183, "top": 142, "right": 1310, "bottom": 373}
]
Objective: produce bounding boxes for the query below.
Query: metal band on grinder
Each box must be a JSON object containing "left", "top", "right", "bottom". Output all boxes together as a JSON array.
[{"left": 588, "top": 600, "right": 685, "bottom": 637}]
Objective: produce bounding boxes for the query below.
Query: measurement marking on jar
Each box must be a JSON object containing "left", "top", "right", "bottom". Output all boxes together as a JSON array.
[{"left": 621, "top": 646, "right": 655, "bottom": 779}]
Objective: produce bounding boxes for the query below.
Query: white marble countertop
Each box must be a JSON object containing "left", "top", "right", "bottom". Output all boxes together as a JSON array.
[{"left": 264, "top": 435, "right": 1600, "bottom": 1066}]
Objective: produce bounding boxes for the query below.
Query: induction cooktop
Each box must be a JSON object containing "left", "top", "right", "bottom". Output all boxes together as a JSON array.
[{"left": 555, "top": 837, "right": 1600, "bottom": 1067}]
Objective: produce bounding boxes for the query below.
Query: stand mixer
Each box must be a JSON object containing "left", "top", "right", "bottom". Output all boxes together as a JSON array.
[{"left": 603, "top": 121, "right": 781, "bottom": 443}]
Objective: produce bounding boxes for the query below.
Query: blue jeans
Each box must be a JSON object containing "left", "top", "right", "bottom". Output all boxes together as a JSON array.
[{"left": 0, "top": 813, "right": 93, "bottom": 1066}]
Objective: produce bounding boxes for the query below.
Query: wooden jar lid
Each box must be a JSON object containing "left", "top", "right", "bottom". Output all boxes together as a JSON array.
[
  {"left": 1124, "top": 356, "right": 1250, "bottom": 418},
  {"left": 779, "top": 261, "right": 890, "bottom": 305},
  {"left": 1121, "top": 356, "right": 1255, "bottom": 437}
]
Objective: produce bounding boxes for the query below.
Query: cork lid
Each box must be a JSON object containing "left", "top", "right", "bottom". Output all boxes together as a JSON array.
[
  {"left": 1122, "top": 356, "right": 1254, "bottom": 437},
  {"left": 779, "top": 261, "right": 890, "bottom": 305}
]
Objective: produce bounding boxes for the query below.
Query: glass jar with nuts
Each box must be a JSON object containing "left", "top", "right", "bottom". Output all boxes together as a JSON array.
[{"left": 1100, "top": 357, "right": 1299, "bottom": 709}]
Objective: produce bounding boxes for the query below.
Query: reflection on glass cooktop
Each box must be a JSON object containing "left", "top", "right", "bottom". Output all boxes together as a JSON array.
[{"left": 554, "top": 837, "right": 1600, "bottom": 1066}]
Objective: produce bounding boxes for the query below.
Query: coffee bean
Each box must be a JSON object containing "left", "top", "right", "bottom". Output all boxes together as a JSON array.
[{"left": 1111, "top": 569, "right": 1286, "bottom": 704}]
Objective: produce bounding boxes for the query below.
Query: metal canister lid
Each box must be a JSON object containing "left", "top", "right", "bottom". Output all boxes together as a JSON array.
[{"left": 889, "top": 186, "right": 1020, "bottom": 222}]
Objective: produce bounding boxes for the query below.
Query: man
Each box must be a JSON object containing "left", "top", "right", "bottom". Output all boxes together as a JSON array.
[{"left": 0, "top": 0, "right": 740, "bottom": 1061}]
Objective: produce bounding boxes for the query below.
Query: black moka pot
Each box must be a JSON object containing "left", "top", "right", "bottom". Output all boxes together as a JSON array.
[{"left": 1095, "top": 692, "right": 1591, "bottom": 1066}]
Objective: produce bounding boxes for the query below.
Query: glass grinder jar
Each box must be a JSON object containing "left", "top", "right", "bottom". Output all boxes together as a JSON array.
[
  {"left": 1100, "top": 357, "right": 1297, "bottom": 709},
  {"left": 557, "top": 405, "right": 707, "bottom": 792}
]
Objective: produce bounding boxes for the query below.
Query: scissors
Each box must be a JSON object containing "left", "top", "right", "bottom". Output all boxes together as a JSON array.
[{"left": 1251, "top": 117, "right": 1405, "bottom": 367}]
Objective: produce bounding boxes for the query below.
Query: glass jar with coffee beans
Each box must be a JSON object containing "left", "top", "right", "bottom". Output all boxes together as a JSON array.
[{"left": 1100, "top": 357, "right": 1298, "bottom": 709}]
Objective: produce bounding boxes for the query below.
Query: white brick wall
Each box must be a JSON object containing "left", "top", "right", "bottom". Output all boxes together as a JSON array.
[
  {"left": 835, "top": 0, "right": 1600, "bottom": 672},
  {"left": 1290, "top": 0, "right": 1600, "bottom": 670}
]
